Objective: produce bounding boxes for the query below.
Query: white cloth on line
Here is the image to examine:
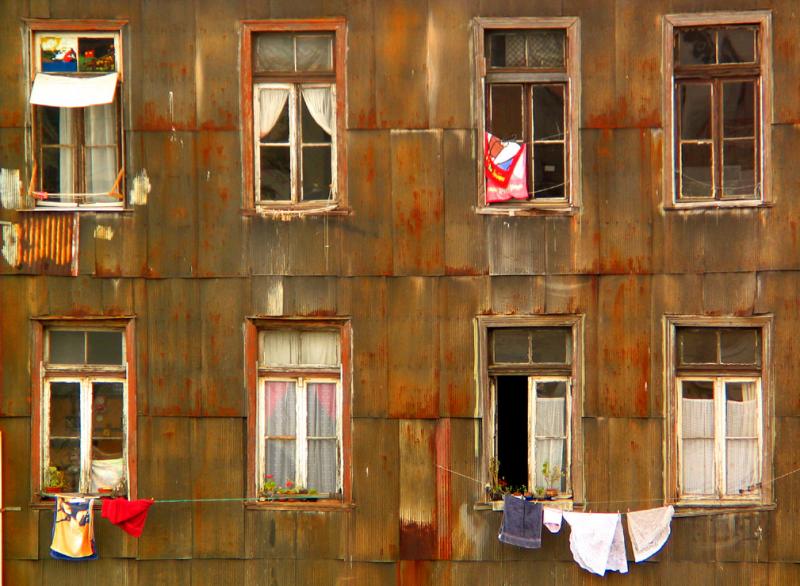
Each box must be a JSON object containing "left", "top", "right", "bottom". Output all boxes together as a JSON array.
[
  {"left": 30, "top": 73, "right": 118, "bottom": 108},
  {"left": 543, "top": 506, "right": 563, "bottom": 533},
  {"left": 626, "top": 505, "right": 675, "bottom": 562},
  {"left": 563, "top": 511, "right": 628, "bottom": 576}
]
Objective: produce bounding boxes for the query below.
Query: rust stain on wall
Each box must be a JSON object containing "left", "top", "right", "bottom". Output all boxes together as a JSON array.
[{"left": 19, "top": 213, "right": 78, "bottom": 275}]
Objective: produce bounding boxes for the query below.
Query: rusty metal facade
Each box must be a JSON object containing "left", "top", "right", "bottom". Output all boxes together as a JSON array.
[{"left": 1, "top": 1, "right": 800, "bottom": 584}]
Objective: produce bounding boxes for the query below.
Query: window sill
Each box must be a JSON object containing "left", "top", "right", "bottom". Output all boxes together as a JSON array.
[
  {"left": 474, "top": 498, "right": 575, "bottom": 512},
  {"left": 245, "top": 498, "right": 354, "bottom": 512},
  {"left": 476, "top": 204, "right": 577, "bottom": 217},
  {"left": 671, "top": 501, "right": 776, "bottom": 517},
  {"left": 18, "top": 206, "right": 133, "bottom": 213},
  {"left": 244, "top": 204, "right": 352, "bottom": 218},
  {"left": 31, "top": 492, "right": 126, "bottom": 510},
  {"left": 665, "top": 200, "right": 773, "bottom": 212}
]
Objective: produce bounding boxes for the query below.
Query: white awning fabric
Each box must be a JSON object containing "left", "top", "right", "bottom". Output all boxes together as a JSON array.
[{"left": 30, "top": 73, "right": 118, "bottom": 108}]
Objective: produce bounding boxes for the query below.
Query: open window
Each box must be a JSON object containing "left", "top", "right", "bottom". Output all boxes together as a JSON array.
[
  {"left": 474, "top": 18, "right": 580, "bottom": 213},
  {"left": 664, "top": 12, "right": 772, "bottom": 208},
  {"left": 665, "top": 317, "right": 773, "bottom": 507},
  {"left": 32, "top": 319, "right": 137, "bottom": 501},
  {"left": 27, "top": 22, "right": 126, "bottom": 209},
  {"left": 478, "top": 316, "right": 583, "bottom": 501},
  {"left": 242, "top": 19, "right": 346, "bottom": 213}
]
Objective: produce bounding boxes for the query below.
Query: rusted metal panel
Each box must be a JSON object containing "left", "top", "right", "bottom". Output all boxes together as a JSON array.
[
  {"left": 341, "top": 130, "right": 394, "bottom": 276},
  {"left": 41, "top": 558, "right": 133, "bottom": 585},
  {"left": 478, "top": 0, "right": 562, "bottom": 17},
  {"left": 248, "top": 215, "right": 342, "bottom": 277},
  {"left": 715, "top": 513, "right": 770, "bottom": 563},
  {"left": 196, "top": 131, "right": 246, "bottom": 277},
  {"left": 145, "top": 279, "right": 202, "bottom": 416},
  {"left": 4, "top": 560, "right": 41, "bottom": 586},
  {"left": 19, "top": 213, "right": 78, "bottom": 276},
  {"left": 442, "top": 130, "right": 486, "bottom": 276},
  {"left": 351, "top": 417, "right": 399, "bottom": 561},
  {"left": 244, "top": 559, "right": 297, "bottom": 585},
  {"left": 281, "top": 276, "right": 339, "bottom": 316},
  {"left": 702, "top": 211, "right": 760, "bottom": 274},
  {"left": 391, "top": 130, "right": 445, "bottom": 276},
  {"left": 191, "top": 418, "right": 244, "bottom": 558},
  {"left": 771, "top": 2, "right": 800, "bottom": 124},
  {"left": 0, "top": 278, "right": 33, "bottom": 416},
  {"left": 715, "top": 562, "right": 770, "bottom": 585},
  {"left": 190, "top": 559, "right": 245, "bottom": 585},
  {"left": 136, "top": 560, "right": 192, "bottom": 585},
  {"left": 545, "top": 212, "right": 601, "bottom": 276},
  {"left": 607, "top": 417, "right": 662, "bottom": 508},
  {"left": 767, "top": 416, "right": 800, "bottom": 561},
  {"left": 244, "top": 510, "right": 298, "bottom": 559},
  {"left": 137, "top": 416, "right": 192, "bottom": 560},
  {"left": 490, "top": 276, "right": 546, "bottom": 315},
  {"left": 399, "top": 419, "right": 437, "bottom": 560},
  {"left": 0, "top": 1, "right": 25, "bottom": 136},
  {"left": 581, "top": 417, "right": 610, "bottom": 511},
  {"left": 666, "top": 515, "right": 716, "bottom": 562},
  {"left": 95, "top": 514, "right": 138, "bottom": 560},
  {"left": 388, "top": 277, "right": 439, "bottom": 419},
  {"left": 345, "top": 0, "right": 377, "bottom": 129},
  {"left": 294, "top": 559, "right": 351, "bottom": 585},
  {"left": 653, "top": 212, "right": 706, "bottom": 275},
  {"left": 0, "top": 418, "right": 38, "bottom": 560},
  {"left": 374, "top": 0, "right": 429, "bottom": 129},
  {"left": 295, "top": 511, "right": 344, "bottom": 560},
  {"left": 487, "top": 215, "right": 546, "bottom": 276},
  {"left": 594, "top": 275, "right": 653, "bottom": 417},
  {"left": 702, "top": 273, "right": 757, "bottom": 316},
  {"left": 199, "top": 278, "right": 245, "bottom": 416}
]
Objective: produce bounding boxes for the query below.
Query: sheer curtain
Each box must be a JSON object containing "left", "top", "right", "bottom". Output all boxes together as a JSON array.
[
  {"left": 301, "top": 86, "right": 333, "bottom": 136},
  {"left": 264, "top": 381, "right": 296, "bottom": 484},
  {"left": 84, "top": 103, "right": 117, "bottom": 196},
  {"left": 307, "top": 382, "right": 337, "bottom": 492},
  {"left": 682, "top": 397, "right": 715, "bottom": 494},
  {"left": 534, "top": 396, "right": 566, "bottom": 490},
  {"left": 58, "top": 108, "right": 74, "bottom": 193},
  {"left": 726, "top": 383, "right": 759, "bottom": 494},
  {"left": 257, "top": 88, "right": 289, "bottom": 139}
]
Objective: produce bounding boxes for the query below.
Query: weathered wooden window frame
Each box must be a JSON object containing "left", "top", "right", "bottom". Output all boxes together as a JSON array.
[
  {"left": 30, "top": 317, "right": 137, "bottom": 504},
  {"left": 241, "top": 19, "right": 348, "bottom": 216},
  {"left": 473, "top": 17, "right": 581, "bottom": 215},
  {"left": 664, "top": 315, "right": 773, "bottom": 509},
  {"left": 477, "top": 315, "right": 584, "bottom": 503},
  {"left": 663, "top": 11, "right": 772, "bottom": 209},
  {"left": 244, "top": 317, "right": 352, "bottom": 509},
  {"left": 25, "top": 20, "right": 128, "bottom": 211}
]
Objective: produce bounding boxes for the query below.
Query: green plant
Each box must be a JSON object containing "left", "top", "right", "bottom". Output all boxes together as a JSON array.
[
  {"left": 260, "top": 475, "right": 317, "bottom": 499},
  {"left": 533, "top": 485, "right": 546, "bottom": 499},
  {"left": 485, "top": 457, "right": 511, "bottom": 500},
  {"left": 541, "top": 461, "right": 563, "bottom": 490},
  {"left": 45, "top": 466, "right": 65, "bottom": 488}
]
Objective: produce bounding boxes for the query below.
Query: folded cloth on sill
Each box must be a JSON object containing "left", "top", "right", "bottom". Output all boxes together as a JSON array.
[
  {"left": 563, "top": 511, "right": 628, "bottom": 576},
  {"left": 50, "top": 496, "right": 97, "bottom": 561},
  {"left": 543, "top": 506, "right": 563, "bottom": 533},
  {"left": 627, "top": 505, "right": 675, "bottom": 562},
  {"left": 485, "top": 132, "right": 528, "bottom": 202},
  {"left": 498, "top": 494, "right": 543, "bottom": 549},
  {"left": 101, "top": 498, "right": 155, "bottom": 537}
]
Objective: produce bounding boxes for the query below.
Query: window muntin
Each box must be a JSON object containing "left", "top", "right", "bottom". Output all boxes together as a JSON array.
[
  {"left": 256, "top": 328, "right": 343, "bottom": 495},
  {"left": 29, "top": 29, "right": 124, "bottom": 208},
  {"left": 41, "top": 328, "right": 128, "bottom": 495},
  {"left": 251, "top": 30, "right": 338, "bottom": 207}
]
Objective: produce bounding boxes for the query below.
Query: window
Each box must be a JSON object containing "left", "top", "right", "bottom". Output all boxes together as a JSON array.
[
  {"left": 246, "top": 319, "right": 351, "bottom": 504},
  {"left": 27, "top": 21, "right": 127, "bottom": 209},
  {"left": 664, "top": 12, "right": 772, "bottom": 207},
  {"left": 242, "top": 19, "right": 346, "bottom": 212},
  {"left": 32, "top": 320, "right": 136, "bottom": 500},
  {"left": 478, "top": 316, "right": 583, "bottom": 500},
  {"left": 665, "top": 317, "right": 772, "bottom": 506},
  {"left": 475, "top": 18, "right": 580, "bottom": 212}
]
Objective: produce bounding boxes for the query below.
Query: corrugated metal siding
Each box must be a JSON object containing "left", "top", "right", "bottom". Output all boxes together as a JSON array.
[{"left": 19, "top": 213, "right": 77, "bottom": 275}]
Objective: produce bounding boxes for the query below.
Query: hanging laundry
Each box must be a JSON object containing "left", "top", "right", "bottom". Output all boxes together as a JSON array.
[
  {"left": 563, "top": 511, "right": 628, "bottom": 576},
  {"left": 626, "top": 505, "right": 675, "bottom": 562},
  {"left": 101, "top": 497, "right": 155, "bottom": 538},
  {"left": 498, "top": 494, "right": 543, "bottom": 549},
  {"left": 50, "top": 496, "right": 97, "bottom": 561},
  {"left": 543, "top": 506, "right": 563, "bottom": 534},
  {"left": 485, "top": 132, "right": 528, "bottom": 203}
]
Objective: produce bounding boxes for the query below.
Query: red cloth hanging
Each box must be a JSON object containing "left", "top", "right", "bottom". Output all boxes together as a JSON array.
[{"left": 101, "top": 498, "right": 154, "bottom": 538}]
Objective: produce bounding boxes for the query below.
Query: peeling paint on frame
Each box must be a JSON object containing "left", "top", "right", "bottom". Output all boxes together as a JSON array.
[{"left": 129, "top": 169, "right": 151, "bottom": 205}]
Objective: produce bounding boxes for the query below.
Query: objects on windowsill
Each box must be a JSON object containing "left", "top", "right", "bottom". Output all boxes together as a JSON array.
[
  {"left": 258, "top": 474, "right": 323, "bottom": 501},
  {"left": 44, "top": 466, "right": 66, "bottom": 493},
  {"left": 542, "top": 461, "right": 564, "bottom": 499}
]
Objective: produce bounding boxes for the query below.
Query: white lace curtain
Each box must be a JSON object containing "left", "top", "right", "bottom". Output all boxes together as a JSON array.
[
  {"left": 307, "top": 382, "right": 337, "bottom": 493},
  {"left": 534, "top": 396, "right": 566, "bottom": 489},
  {"left": 301, "top": 86, "right": 333, "bottom": 136},
  {"left": 258, "top": 330, "right": 339, "bottom": 367},
  {"left": 257, "top": 87, "right": 289, "bottom": 139},
  {"left": 726, "top": 384, "right": 759, "bottom": 494},
  {"left": 84, "top": 103, "right": 117, "bottom": 196}
]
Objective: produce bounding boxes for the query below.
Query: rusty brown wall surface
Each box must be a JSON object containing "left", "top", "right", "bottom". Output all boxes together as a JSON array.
[{"left": 3, "top": 0, "right": 800, "bottom": 584}]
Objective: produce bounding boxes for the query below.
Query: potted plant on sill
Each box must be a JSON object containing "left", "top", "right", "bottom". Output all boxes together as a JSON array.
[
  {"left": 44, "top": 466, "right": 66, "bottom": 494},
  {"left": 542, "top": 461, "right": 563, "bottom": 499},
  {"left": 260, "top": 475, "right": 322, "bottom": 501},
  {"left": 485, "top": 457, "right": 510, "bottom": 502}
]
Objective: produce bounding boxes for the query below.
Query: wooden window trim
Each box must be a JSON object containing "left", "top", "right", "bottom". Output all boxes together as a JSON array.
[
  {"left": 30, "top": 317, "right": 137, "bottom": 506},
  {"left": 241, "top": 19, "right": 348, "bottom": 216},
  {"left": 245, "top": 317, "right": 352, "bottom": 509},
  {"left": 663, "top": 11, "right": 772, "bottom": 210},
  {"left": 663, "top": 315, "right": 773, "bottom": 509},
  {"left": 477, "top": 315, "right": 584, "bottom": 503},
  {"left": 473, "top": 17, "right": 581, "bottom": 215},
  {"left": 25, "top": 20, "right": 128, "bottom": 211}
]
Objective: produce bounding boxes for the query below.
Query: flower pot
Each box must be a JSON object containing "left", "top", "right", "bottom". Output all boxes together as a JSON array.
[
  {"left": 44, "top": 486, "right": 64, "bottom": 494},
  {"left": 545, "top": 488, "right": 559, "bottom": 499}
]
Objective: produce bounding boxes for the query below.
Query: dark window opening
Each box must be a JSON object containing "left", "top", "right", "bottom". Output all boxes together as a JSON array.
[{"left": 496, "top": 375, "right": 528, "bottom": 489}]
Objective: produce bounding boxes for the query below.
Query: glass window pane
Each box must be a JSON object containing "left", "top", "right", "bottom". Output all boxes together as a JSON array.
[
  {"left": 308, "top": 382, "right": 337, "bottom": 437},
  {"left": 534, "top": 439, "right": 566, "bottom": 491},
  {"left": 679, "top": 84, "right": 712, "bottom": 140},
  {"left": 487, "top": 32, "right": 526, "bottom": 67},
  {"left": 726, "top": 438, "right": 758, "bottom": 495},
  {"left": 722, "top": 140, "right": 756, "bottom": 198},
  {"left": 259, "top": 146, "right": 291, "bottom": 201},
  {"left": 682, "top": 438, "right": 715, "bottom": 494},
  {"left": 264, "top": 381, "right": 296, "bottom": 436},
  {"left": 526, "top": 30, "right": 565, "bottom": 68},
  {"left": 719, "top": 27, "right": 756, "bottom": 64},
  {"left": 48, "top": 381, "right": 81, "bottom": 492},
  {"left": 296, "top": 35, "right": 333, "bottom": 72},
  {"left": 531, "top": 328, "right": 571, "bottom": 363},
  {"left": 308, "top": 439, "right": 337, "bottom": 492},
  {"left": 42, "top": 147, "right": 75, "bottom": 195},
  {"left": 49, "top": 331, "right": 85, "bottom": 364},
  {"left": 259, "top": 330, "right": 300, "bottom": 366},
  {"left": 723, "top": 81, "right": 755, "bottom": 138},
  {"left": 720, "top": 329, "right": 759, "bottom": 365},
  {"left": 679, "top": 329, "right": 717, "bottom": 364},
  {"left": 301, "top": 146, "right": 332, "bottom": 201},
  {"left": 39, "top": 107, "right": 62, "bottom": 145},
  {"left": 492, "top": 329, "right": 530, "bottom": 363},
  {"left": 301, "top": 99, "right": 331, "bottom": 144},
  {"left": 265, "top": 439, "right": 296, "bottom": 486},
  {"left": 254, "top": 33, "right": 294, "bottom": 72},
  {"left": 258, "top": 89, "right": 290, "bottom": 143},
  {"left": 680, "top": 143, "right": 713, "bottom": 198},
  {"left": 299, "top": 331, "right": 340, "bottom": 366},
  {"left": 532, "top": 85, "right": 565, "bottom": 141},
  {"left": 488, "top": 84, "right": 524, "bottom": 141},
  {"left": 725, "top": 382, "right": 758, "bottom": 437},
  {"left": 533, "top": 143, "right": 565, "bottom": 198},
  {"left": 87, "top": 331, "right": 123, "bottom": 365},
  {"left": 90, "top": 381, "right": 125, "bottom": 491},
  {"left": 677, "top": 28, "right": 716, "bottom": 65}
]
